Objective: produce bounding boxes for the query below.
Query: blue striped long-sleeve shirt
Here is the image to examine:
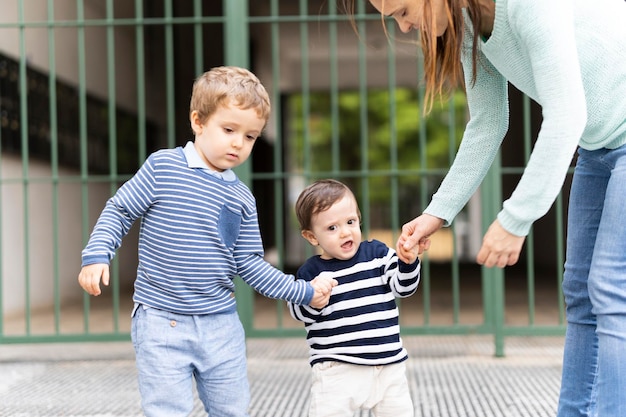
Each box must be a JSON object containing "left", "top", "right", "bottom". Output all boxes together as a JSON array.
[
  {"left": 81, "top": 144, "right": 313, "bottom": 314},
  {"left": 288, "top": 239, "right": 420, "bottom": 366}
]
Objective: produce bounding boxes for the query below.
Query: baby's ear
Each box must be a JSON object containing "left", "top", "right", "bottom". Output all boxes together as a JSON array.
[{"left": 301, "top": 230, "right": 318, "bottom": 246}]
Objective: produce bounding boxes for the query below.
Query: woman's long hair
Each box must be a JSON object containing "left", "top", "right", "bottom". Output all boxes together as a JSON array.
[{"left": 342, "top": 0, "right": 484, "bottom": 113}]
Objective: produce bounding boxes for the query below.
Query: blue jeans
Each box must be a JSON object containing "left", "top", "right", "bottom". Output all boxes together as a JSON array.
[
  {"left": 131, "top": 306, "right": 250, "bottom": 417},
  {"left": 558, "top": 145, "right": 626, "bottom": 417}
]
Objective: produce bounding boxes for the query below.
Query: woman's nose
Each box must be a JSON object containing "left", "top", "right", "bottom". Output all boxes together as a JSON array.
[{"left": 397, "top": 18, "right": 412, "bottom": 33}]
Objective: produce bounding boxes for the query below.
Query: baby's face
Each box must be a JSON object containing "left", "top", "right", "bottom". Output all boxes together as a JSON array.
[
  {"left": 190, "top": 102, "right": 264, "bottom": 172},
  {"left": 308, "top": 195, "right": 362, "bottom": 260}
]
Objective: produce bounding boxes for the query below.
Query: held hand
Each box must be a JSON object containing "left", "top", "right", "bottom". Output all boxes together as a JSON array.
[
  {"left": 309, "top": 276, "right": 338, "bottom": 309},
  {"left": 396, "top": 214, "right": 444, "bottom": 263},
  {"left": 397, "top": 241, "right": 420, "bottom": 265},
  {"left": 476, "top": 219, "right": 526, "bottom": 268},
  {"left": 78, "top": 263, "right": 110, "bottom": 296},
  {"left": 310, "top": 276, "right": 338, "bottom": 295}
]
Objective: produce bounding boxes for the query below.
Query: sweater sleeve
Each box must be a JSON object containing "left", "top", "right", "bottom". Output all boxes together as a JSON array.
[
  {"left": 234, "top": 202, "right": 314, "bottom": 306},
  {"left": 287, "top": 262, "right": 324, "bottom": 324},
  {"left": 383, "top": 245, "right": 421, "bottom": 298},
  {"left": 81, "top": 155, "right": 157, "bottom": 266},
  {"left": 424, "top": 40, "right": 509, "bottom": 227},
  {"left": 497, "top": 0, "right": 586, "bottom": 236}
]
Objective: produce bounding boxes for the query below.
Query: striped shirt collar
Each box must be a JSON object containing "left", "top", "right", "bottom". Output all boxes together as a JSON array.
[{"left": 183, "top": 141, "right": 236, "bottom": 181}]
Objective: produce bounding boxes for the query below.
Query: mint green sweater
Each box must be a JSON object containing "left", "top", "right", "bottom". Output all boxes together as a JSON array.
[{"left": 424, "top": 0, "right": 626, "bottom": 236}]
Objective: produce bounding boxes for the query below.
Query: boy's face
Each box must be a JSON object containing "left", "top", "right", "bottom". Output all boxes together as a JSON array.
[
  {"left": 190, "top": 102, "right": 265, "bottom": 172},
  {"left": 302, "top": 194, "right": 362, "bottom": 261}
]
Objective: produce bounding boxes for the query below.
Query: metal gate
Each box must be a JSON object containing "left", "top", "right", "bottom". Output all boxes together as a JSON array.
[{"left": 0, "top": 0, "right": 566, "bottom": 355}]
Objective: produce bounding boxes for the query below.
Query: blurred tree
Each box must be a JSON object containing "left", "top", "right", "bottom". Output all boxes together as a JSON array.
[{"left": 288, "top": 88, "right": 467, "bottom": 206}]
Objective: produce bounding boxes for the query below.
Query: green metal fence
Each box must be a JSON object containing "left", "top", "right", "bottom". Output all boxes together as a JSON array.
[{"left": 0, "top": 0, "right": 566, "bottom": 355}]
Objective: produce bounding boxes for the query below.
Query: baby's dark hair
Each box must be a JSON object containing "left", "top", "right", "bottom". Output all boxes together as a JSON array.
[{"left": 295, "top": 179, "right": 361, "bottom": 231}]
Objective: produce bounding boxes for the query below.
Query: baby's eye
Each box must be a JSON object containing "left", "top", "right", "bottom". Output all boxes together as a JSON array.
[
  {"left": 246, "top": 134, "right": 258, "bottom": 141},
  {"left": 224, "top": 127, "right": 234, "bottom": 133},
  {"left": 347, "top": 219, "right": 356, "bottom": 225},
  {"left": 327, "top": 225, "right": 337, "bottom": 231}
]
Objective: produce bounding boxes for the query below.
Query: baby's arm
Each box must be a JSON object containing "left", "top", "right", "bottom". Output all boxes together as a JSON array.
[
  {"left": 78, "top": 263, "right": 110, "bottom": 296},
  {"left": 383, "top": 243, "right": 421, "bottom": 299}
]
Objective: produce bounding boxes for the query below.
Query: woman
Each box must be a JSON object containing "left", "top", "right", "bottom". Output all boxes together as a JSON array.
[{"left": 343, "top": 0, "right": 626, "bottom": 416}]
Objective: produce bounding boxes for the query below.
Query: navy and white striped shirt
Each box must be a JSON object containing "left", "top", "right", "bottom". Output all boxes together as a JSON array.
[
  {"left": 288, "top": 240, "right": 420, "bottom": 366},
  {"left": 82, "top": 143, "right": 313, "bottom": 314}
]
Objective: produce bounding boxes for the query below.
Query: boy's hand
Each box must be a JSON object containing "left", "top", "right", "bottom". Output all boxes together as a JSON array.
[
  {"left": 78, "top": 263, "right": 110, "bottom": 296},
  {"left": 309, "top": 276, "right": 338, "bottom": 309}
]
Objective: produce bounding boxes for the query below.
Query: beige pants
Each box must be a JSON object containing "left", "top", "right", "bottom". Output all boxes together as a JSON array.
[{"left": 308, "top": 361, "right": 414, "bottom": 417}]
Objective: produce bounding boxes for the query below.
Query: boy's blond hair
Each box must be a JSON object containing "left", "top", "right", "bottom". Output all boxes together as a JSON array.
[{"left": 190, "top": 66, "right": 271, "bottom": 126}]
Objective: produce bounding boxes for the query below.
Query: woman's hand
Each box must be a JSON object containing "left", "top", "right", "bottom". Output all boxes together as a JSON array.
[
  {"left": 396, "top": 213, "right": 444, "bottom": 263},
  {"left": 476, "top": 219, "right": 526, "bottom": 268}
]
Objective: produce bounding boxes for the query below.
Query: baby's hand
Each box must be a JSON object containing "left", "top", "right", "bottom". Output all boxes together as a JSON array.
[
  {"left": 309, "top": 276, "right": 338, "bottom": 309},
  {"left": 397, "top": 242, "right": 420, "bottom": 265},
  {"left": 311, "top": 276, "right": 337, "bottom": 295}
]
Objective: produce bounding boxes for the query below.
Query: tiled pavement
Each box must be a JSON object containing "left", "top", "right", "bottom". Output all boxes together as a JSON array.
[{"left": 0, "top": 335, "right": 564, "bottom": 417}]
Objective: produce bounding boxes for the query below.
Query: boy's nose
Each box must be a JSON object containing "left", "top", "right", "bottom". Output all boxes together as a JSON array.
[{"left": 231, "top": 135, "right": 244, "bottom": 148}]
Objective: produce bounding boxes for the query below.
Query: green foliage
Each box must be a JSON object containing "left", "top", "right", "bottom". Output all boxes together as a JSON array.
[{"left": 288, "top": 88, "right": 467, "bottom": 205}]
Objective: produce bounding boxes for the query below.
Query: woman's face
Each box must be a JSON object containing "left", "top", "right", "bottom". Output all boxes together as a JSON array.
[{"left": 369, "top": 0, "right": 449, "bottom": 37}]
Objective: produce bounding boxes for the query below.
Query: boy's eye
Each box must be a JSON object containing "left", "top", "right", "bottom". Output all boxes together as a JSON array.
[
  {"left": 347, "top": 219, "right": 355, "bottom": 225},
  {"left": 328, "top": 225, "right": 337, "bottom": 231},
  {"left": 246, "top": 134, "right": 258, "bottom": 141}
]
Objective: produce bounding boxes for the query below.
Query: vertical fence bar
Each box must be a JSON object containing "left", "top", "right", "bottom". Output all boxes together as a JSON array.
[
  {"left": 223, "top": 0, "right": 253, "bottom": 332},
  {"left": 299, "top": 0, "right": 311, "bottom": 180},
  {"left": 0, "top": 48, "right": 3, "bottom": 337},
  {"left": 269, "top": 0, "right": 288, "bottom": 330},
  {"left": 17, "top": 0, "right": 32, "bottom": 335},
  {"left": 356, "top": 2, "right": 370, "bottom": 234},
  {"left": 106, "top": 0, "right": 121, "bottom": 333},
  {"left": 224, "top": 0, "right": 249, "bottom": 69},
  {"left": 47, "top": 0, "right": 62, "bottom": 334},
  {"left": 164, "top": 0, "right": 175, "bottom": 148},
  {"left": 481, "top": 152, "right": 505, "bottom": 356},
  {"left": 328, "top": 1, "right": 340, "bottom": 175},
  {"left": 77, "top": 0, "right": 92, "bottom": 333},
  {"left": 416, "top": 40, "right": 432, "bottom": 327},
  {"left": 448, "top": 97, "right": 461, "bottom": 325},
  {"left": 193, "top": 0, "right": 204, "bottom": 76},
  {"left": 385, "top": 22, "right": 399, "bottom": 250},
  {"left": 522, "top": 94, "right": 536, "bottom": 325},
  {"left": 135, "top": 0, "right": 147, "bottom": 162}
]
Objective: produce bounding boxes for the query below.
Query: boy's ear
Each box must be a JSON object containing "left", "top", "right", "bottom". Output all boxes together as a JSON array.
[
  {"left": 189, "top": 110, "right": 202, "bottom": 134},
  {"left": 301, "top": 230, "right": 318, "bottom": 246}
]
